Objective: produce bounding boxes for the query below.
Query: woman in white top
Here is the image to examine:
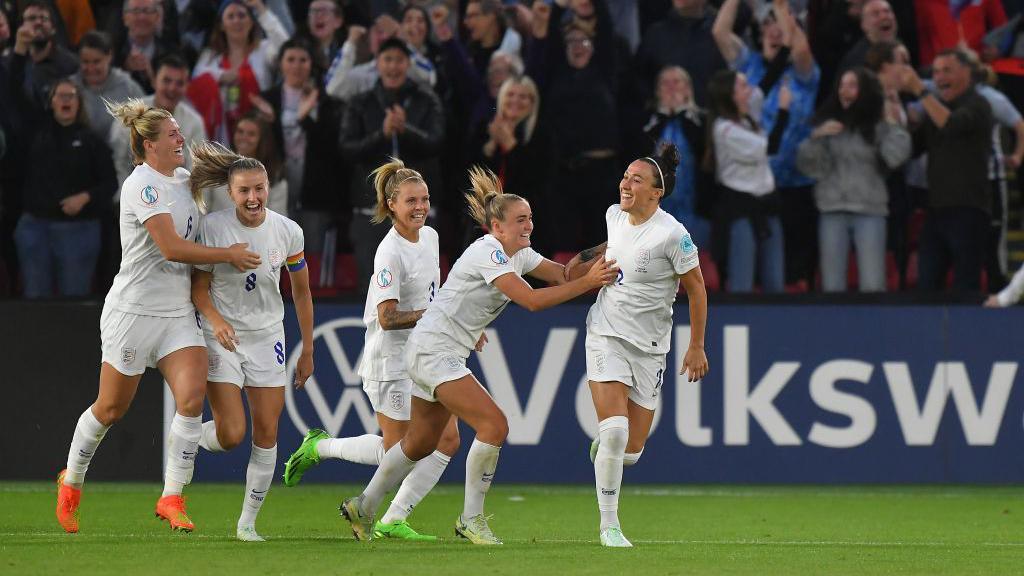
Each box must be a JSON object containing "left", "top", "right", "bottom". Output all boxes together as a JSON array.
[
  {"left": 707, "top": 69, "right": 791, "bottom": 293},
  {"left": 187, "top": 141, "right": 315, "bottom": 542},
  {"left": 188, "top": 0, "right": 289, "bottom": 143},
  {"left": 55, "top": 100, "right": 261, "bottom": 534},
  {"left": 282, "top": 158, "right": 460, "bottom": 542},
  {"left": 565, "top": 144, "right": 709, "bottom": 547},
  {"left": 340, "top": 167, "right": 618, "bottom": 545}
]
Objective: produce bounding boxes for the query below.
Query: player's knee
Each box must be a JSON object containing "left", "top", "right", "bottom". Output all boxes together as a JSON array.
[
  {"left": 93, "top": 403, "right": 127, "bottom": 426},
  {"left": 600, "top": 421, "right": 629, "bottom": 453},
  {"left": 252, "top": 425, "right": 278, "bottom": 449},
  {"left": 437, "top": 425, "right": 461, "bottom": 456},
  {"left": 401, "top": 436, "right": 434, "bottom": 461},
  {"left": 218, "top": 421, "right": 247, "bottom": 451},
  {"left": 477, "top": 411, "right": 508, "bottom": 446},
  {"left": 175, "top": 396, "right": 204, "bottom": 418}
]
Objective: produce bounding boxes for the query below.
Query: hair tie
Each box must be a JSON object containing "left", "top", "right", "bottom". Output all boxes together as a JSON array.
[{"left": 644, "top": 157, "right": 665, "bottom": 189}]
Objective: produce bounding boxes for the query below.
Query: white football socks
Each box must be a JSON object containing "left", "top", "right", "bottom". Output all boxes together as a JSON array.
[
  {"left": 317, "top": 434, "right": 385, "bottom": 465},
  {"left": 199, "top": 420, "right": 226, "bottom": 452},
  {"left": 463, "top": 439, "right": 501, "bottom": 519},
  {"left": 64, "top": 407, "right": 111, "bottom": 487},
  {"left": 594, "top": 416, "right": 628, "bottom": 530},
  {"left": 238, "top": 444, "right": 276, "bottom": 529},
  {"left": 163, "top": 413, "right": 202, "bottom": 497},
  {"left": 380, "top": 450, "right": 451, "bottom": 524},
  {"left": 359, "top": 443, "right": 417, "bottom": 515}
]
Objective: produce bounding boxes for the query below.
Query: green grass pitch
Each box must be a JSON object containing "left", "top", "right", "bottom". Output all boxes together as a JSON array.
[{"left": 2, "top": 482, "right": 1022, "bottom": 575}]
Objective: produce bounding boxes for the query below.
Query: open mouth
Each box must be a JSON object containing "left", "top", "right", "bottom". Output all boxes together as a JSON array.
[
  {"left": 173, "top": 146, "right": 184, "bottom": 157},
  {"left": 245, "top": 201, "right": 263, "bottom": 216},
  {"left": 620, "top": 191, "right": 634, "bottom": 202},
  {"left": 410, "top": 212, "right": 425, "bottom": 223}
]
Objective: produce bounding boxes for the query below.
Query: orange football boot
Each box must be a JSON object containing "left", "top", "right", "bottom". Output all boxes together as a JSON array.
[
  {"left": 56, "top": 469, "right": 81, "bottom": 533},
  {"left": 155, "top": 495, "right": 195, "bottom": 532}
]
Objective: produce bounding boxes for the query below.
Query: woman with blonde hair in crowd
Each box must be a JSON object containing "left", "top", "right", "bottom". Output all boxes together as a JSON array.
[
  {"left": 283, "top": 157, "right": 459, "bottom": 541},
  {"left": 339, "top": 166, "right": 618, "bottom": 545},
  {"left": 188, "top": 140, "right": 314, "bottom": 542},
  {"left": 55, "top": 99, "right": 260, "bottom": 534}
]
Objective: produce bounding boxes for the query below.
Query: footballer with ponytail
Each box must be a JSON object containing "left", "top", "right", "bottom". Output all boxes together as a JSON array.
[
  {"left": 283, "top": 156, "right": 460, "bottom": 541},
  {"left": 567, "top": 141, "right": 708, "bottom": 548},
  {"left": 54, "top": 101, "right": 262, "bottom": 535},
  {"left": 188, "top": 137, "right": 316, "bottom": 540},
  {"left": 337, "top": 165, "right": 618, "bottom": 545}
]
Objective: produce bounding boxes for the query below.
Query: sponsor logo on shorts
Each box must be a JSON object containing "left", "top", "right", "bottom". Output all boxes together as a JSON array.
[
  {"left": 141, "top": 185, "right": 159, "bottom": 206},
  {"left": 121, "top": 346, "right": 136, "bottom": 365},
  {"left": 269, "top": 248, "right": 283, "bottom": 269},
  {"left": 389, "top": 390, "right": 404, "bottom": 412},
  {"left": 376, "top": 267, "right": 393, "bottom": 288},
  {"left": 490, "top": 249, "right": 509, "bottom": 265},
  {"left": 209, "top": 353, "right": 221, "bottom": 371},
  {"left": 593, "top": 351, "right": 606, "bottom": 375}
]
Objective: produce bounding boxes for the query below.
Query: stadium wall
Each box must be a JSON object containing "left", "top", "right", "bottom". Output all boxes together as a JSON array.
[{"left": 5, "top": 302, "right": 1023, "bottom": 483}]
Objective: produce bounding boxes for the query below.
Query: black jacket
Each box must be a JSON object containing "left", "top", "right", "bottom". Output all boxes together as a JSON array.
[
  {"left": 471, "top": 119, "right": 553, "bottom": 202},
  {"left": 914, "top": 88, "right": 993, "bottom": 213},
  {"left": 339, "top": 79, "right": 444, "bottom": 208},
  {"left": 262, "top": 85, "right": 345, "bottom": 211},
  {"left": 22, "top": 117, "right": 115, "bottom": 221}
]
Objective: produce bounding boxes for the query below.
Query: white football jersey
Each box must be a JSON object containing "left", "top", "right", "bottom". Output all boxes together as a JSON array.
[
  {"left": 359, "top": 226, "right": 441, "bottom": 381},
  {"left": 106, "top": 163, "right": 199, "bottom": 317},
  {"left": 412, "top": 234, "right": 543, "bottom": 356},
  {"left": 196, "top": 209, "right": 304, "bottom": 332},
  {"left": 588, "top": 204, "right": 700, "bottom": 354}
]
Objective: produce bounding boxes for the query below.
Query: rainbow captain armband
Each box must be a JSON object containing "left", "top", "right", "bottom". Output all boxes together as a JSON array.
[{"left": 286, "top": 252, "right": 306, "bottom": 272}]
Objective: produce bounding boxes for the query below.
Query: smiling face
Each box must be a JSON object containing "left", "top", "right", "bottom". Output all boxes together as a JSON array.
[
  {"left": 123, "top": 0, "right": 161, "bottom": 41},
  {"left": 838, "top": 71, "right": 860, "bottom": 109},
  {"left": 490, "top": 199, "right": 533, "bottom": 252},
  {"left": 377, "top": 47, "right": 410, "bottom": 89},
  {"left": 657, "top": 67, "right": 692, "bottom": 111},
  {"left": 221, "top": 3, "right": 253, "bottom": 43},
  {"left": 307, "top": 0, "right": 342, "bottom": 43},
  {"left": 233, "top": 119, "right": 261, "bottom": 157},
  {"left": 388, "top": 180, "right": 430, "bottom": 234},
  {"left": 619, "top": 160, "right": 663, "bottom": 215},
  {"left": 565, "top": 29, "right": 593, "bottom": 69},
  {"left": 229, "top": 168, "right": 270, "bottom": 227},
  {"left": 733, "top": 73, "right": 752, "bottom": 115},
  {"left": 50, "top": 82, "right": 80, "bottom": 126},
  {"left": 401, "top": 7, "right": 428, "bottom": 49},
  {"left": 145, "top": 117, "right": 186, "bottom": 171},
  {"left": 933, "top": 54, "right": 971, "bottom": 102},
  {"left": 280, "top": 46, "right": 312, "bottom": 88},
  {"left": 79, "top": 46, "right": 112, "bottom": 87},
  {"left": 499, "top": 82, "right": 534, "bottom": 123},
  {"left": 862, "top": 0, "right": 896, "bottom": 43},
  {"left": 153, "top": 65, "right": 187, "bottom": 110}
]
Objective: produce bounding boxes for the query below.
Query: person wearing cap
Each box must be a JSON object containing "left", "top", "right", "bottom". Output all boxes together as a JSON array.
[
  {"left": 340, "top": 35, "right": 444, "bottom": 296},
  {"left": 187, "top": 0, "right": 288, "bottom": 143}
]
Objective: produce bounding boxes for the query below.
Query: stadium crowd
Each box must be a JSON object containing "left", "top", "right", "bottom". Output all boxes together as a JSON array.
[{"left": 2, "top": 0, "right": 1024, "bottom": 298}]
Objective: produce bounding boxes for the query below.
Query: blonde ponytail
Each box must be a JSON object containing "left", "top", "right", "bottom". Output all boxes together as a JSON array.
[
  {"left": 105, "top": 97, "right": 173, "bottom": 168},
  {"left": 369, "top": 157, "right": 426, "bottom": 224},
  {"left": 465, "top": 165, "right": 524, "bottom": 231},
  {"left": 189, "top": 141, "right": 266, "bottom": 214}
]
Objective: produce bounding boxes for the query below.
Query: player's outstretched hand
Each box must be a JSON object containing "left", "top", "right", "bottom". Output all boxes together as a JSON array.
[
  {"left": 294, "top": 350, "right": 314, "bottom": 388},
  {"left": 213, "top": 320, "right": 239, "bottom": 352},
  {"left": 681, "top": 345, "right": 708, "bottom": 382},
  {"left": 228, "top": 242, "right": 261, "bottom": 271},
  {"left": 583, "top": 256, "right": 618, "bottom": 289},
  {"left": 474, "top": 332, "right": 488, "bottom": 352}
]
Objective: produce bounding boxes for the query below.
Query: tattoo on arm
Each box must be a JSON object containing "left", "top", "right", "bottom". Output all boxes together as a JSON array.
[{"left": 380, "top": 307, "right": 425, "bottom": 330}]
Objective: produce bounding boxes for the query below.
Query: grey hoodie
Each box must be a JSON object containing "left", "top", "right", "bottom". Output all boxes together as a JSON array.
[
  {"left": 797, "top": 122, "right": 911, "bottom": 216},
  {"left": 76, "top": 67, "right": 145, "bottom": 143}
]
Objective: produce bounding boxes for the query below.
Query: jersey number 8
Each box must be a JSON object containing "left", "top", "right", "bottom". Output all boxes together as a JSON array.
[{"left": 244, "top": 273, "right": 257, "bottom": 292}]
